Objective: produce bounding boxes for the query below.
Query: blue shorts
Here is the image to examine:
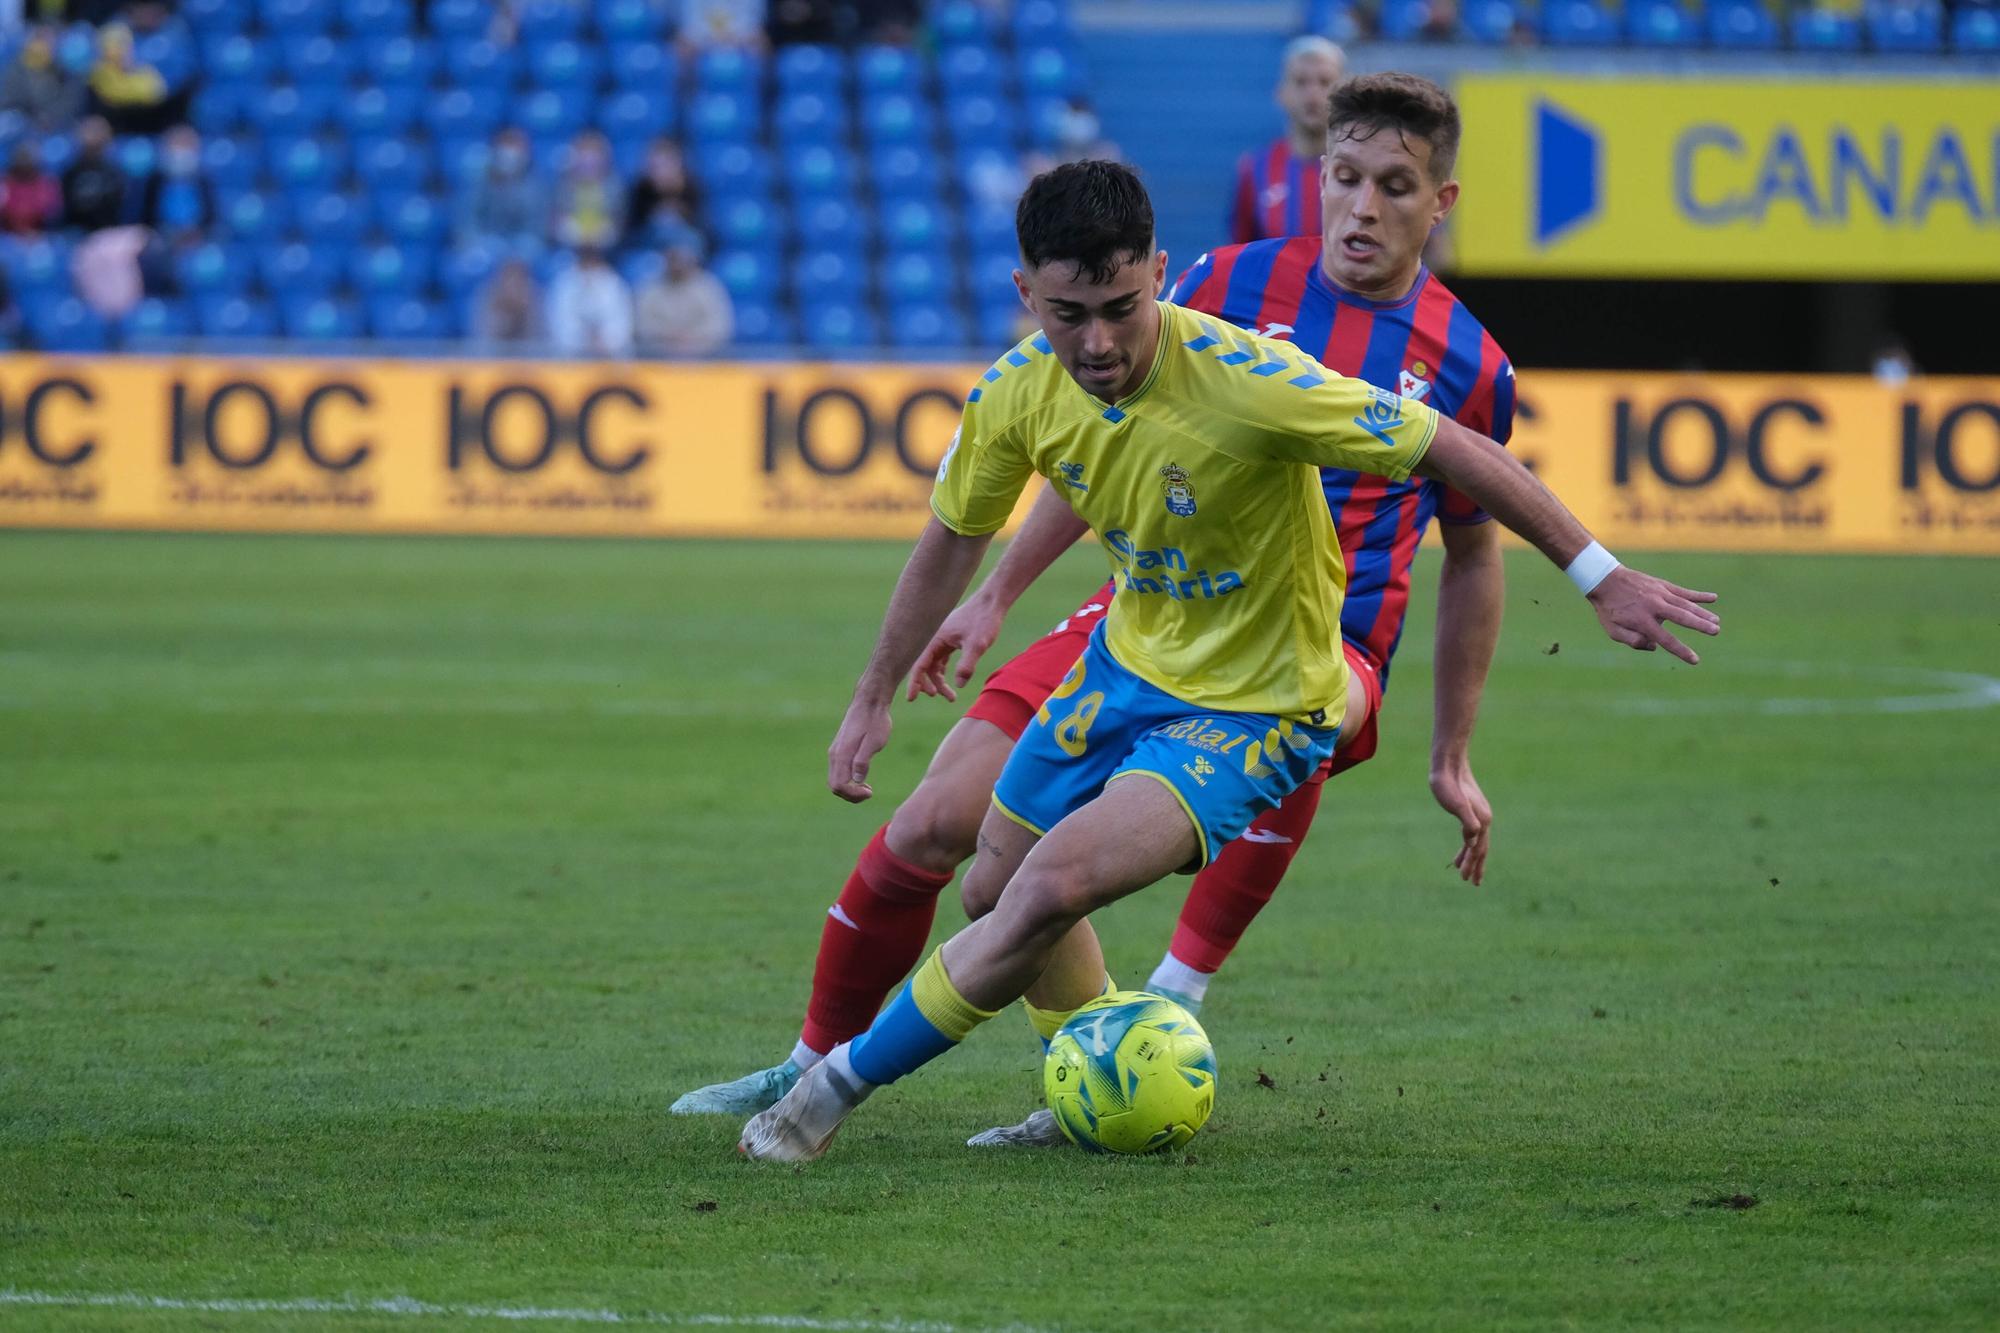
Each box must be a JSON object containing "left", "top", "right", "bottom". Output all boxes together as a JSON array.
[{"left": 989, "top": 624, "right": 1339, "bottom": 869}]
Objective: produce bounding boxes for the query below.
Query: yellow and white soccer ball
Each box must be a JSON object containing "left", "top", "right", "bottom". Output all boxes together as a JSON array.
[{"left": 1043, "top": 990, "right": 1216, "bottom": 1154}]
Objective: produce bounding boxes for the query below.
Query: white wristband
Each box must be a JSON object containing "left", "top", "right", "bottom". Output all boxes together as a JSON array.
[{"left": 1564, "top": 541, "right": 1620, "bottom": 596}]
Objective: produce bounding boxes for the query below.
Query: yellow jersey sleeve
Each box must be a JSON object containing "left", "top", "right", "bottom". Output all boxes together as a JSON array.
[
  {"left": 930, "top": 364, "right": 1037, "bottom": 537},
  {"left": 1258, "top": 373, "right": 1441, "bottom": 480}
]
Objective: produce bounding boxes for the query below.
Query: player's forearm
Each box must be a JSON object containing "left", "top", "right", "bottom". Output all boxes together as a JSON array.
[
  {"left": 853, "top": 517, "right": 995, "bottom": 704},
  {"left": 1413, "top": 418, "right": 1593, "bottom": 569},
  {"left": 970, "top": 483, "right": 1089, "bottom": 613},
  {"left": 1431, "top": 520, "right": 1504, "bottom": 768}
]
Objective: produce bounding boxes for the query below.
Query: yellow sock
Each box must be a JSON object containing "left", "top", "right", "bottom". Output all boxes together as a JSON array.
[
  {"left": 910, "top": 948, "right": 1000, "bottom": 1042},
  {"left": 1023, "top": 974, "right": 1116, "bottom": 1043}
]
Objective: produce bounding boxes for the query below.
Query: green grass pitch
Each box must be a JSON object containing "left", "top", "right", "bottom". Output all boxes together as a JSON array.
[{"left": 2, "top": 530, "right": 1996, "bottom": 1331}]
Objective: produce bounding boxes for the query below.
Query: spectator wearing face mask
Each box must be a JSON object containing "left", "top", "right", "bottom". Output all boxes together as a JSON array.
[
  {"left": 0, "top": 142, "right": 62, "bottom": 235},
  {"left": 459, "top": 127, "right": 543, "bottom": 251},
  {"left": 624, "top": 136, "right": 702, "bottom": 247},
  {"left": 62, "top": 116, "right": 129, "bottom": 233},
  {"left": 552, "top": 130, "right": 622, "bottom": 250},
  {"left": 546, "top": 246, "right": 634, "bottom": 357},
  {"left": 0, "top": 25, "right": 88, "bottom": 134},
  {"left": 141, "top": 124, "right": 215, "bottom": 242}
]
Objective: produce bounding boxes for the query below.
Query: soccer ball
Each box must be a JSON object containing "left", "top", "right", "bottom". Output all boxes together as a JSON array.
[{"left": 1043, "top": 990, "right": 1216, "bottom": 1154}]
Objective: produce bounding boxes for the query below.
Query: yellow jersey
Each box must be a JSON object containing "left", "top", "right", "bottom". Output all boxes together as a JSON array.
[{"left": 931, "top": 301, "right": 1440, "bottom": 726}]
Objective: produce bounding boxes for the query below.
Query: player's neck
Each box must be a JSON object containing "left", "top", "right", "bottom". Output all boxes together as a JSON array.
[
  {"left": 1319, "top": 256, "right": 1424, "bottom": 306},
  {"left": 1094, "top": 305, "right": 1164, "bottom": 405}
]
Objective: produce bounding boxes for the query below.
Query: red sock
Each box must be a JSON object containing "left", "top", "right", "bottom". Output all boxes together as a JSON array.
[
  {"left": 799, "top": 825, "right": 952, "bottom": 1055},
  {"left": 1168, "top": 777, "right": 1327, "bottom": 973}
]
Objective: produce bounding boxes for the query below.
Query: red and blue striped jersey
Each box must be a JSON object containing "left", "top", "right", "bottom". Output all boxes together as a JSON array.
[
  {"left": 1167, "top": 236, "right": 1518, "bottom": 685},
  {"left": 1229, "top": 140, "right": 1323, "bottom": 244}
]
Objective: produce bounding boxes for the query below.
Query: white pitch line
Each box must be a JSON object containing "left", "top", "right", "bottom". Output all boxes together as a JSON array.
[
  {"left": 1575, "top": 656, "right": 2000, "bottom": 717},
  {"left": 0, "top": 1289, "right": 1061, "bottom": 1333}
]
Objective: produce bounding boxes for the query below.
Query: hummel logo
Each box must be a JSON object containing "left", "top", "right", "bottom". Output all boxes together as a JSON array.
[{"left": 1057, "top": 461, "right": 1089, "bottom": 491}]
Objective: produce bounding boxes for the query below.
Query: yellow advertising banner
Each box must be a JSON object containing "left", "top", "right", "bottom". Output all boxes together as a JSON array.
[
  {"left": 2, "top": 356, "right": 1996, "bottom": 553},
  {"left": 1452, "top": 76, "right": 2000, "bottom": 278}
]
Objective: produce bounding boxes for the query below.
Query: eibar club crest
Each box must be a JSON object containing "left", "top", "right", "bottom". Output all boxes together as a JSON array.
[
  {"left": 1159, "top": 463, "right": 1197, "bottom": 517},
  {"left": 1398, "top": 360, "right": 1434, "bottom": 403}
]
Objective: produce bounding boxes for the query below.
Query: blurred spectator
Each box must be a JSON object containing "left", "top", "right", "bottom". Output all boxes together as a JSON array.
[
  {"left": 547, "top": 246, "right": 634, "bottom": 357},
  {"left": 472, "top": 256, "right": 547, "bottom": 346},
  {"left": 635, "top": 226, "right": 733, "bottom": 356},
  {"left": 88, "top": 22, "right": 172, "bottom": 134},
  {"left": 1026, "top": 96, "right": 1119, "bottom": 175},
  {"left": 140, "top": 124, "right": 213, "bottom": 241},
  {"left": 1418, "top": 0, "right": 1462, "bottom": 40},
  {"left": 625, "top": 136, "right": 702, "bottom": 246},
  {"left": 61, "top": 115, "right": 127, "bottom": 231},
  {"left": 1, "top": 25, "right": 87, "bottom": 133},
  {"left": 854, "top": 0, "right": 919, "bottom": 42},
  {"left": 459, "top": 128, "right": 543, "bottom": 251},
  {"left": 0, "top": 141, "right": 61, "bottom": 234},
  {"left": 1873, "top": 341, "right": 1917, "bottom": 386},
  {"left": 766, "top": 0, "right": 838, "bottom": 43},
  {"left": 0, "top": 269, "right": 19, "bottom": 349},
  {"left": 1227, "top": 35, "right": 1344, "bottom": 244},
  {"left": 72, "top": 223, "right": 149, "bottom": 319},
  {"left": 552, "top": 129, "right": 622, "bottom": 250},
  {"left": 681, "top": 0, "right": 767, "bottom": 49}
]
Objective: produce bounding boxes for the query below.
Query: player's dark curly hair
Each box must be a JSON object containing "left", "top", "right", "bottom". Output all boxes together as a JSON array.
[
  {"left": 1328, "top": 73, "right": 1461, "bottom": 182},
  {"left": 1014, "top": 160, "right": 1155, "bottom": 284}
]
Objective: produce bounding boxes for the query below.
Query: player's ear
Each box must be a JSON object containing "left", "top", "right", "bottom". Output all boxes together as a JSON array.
[
  {"left": 1432, "top": 179, "right": 1460, "bottom": 228},
  {"left": 1150, "top": 249, "right": 1168, "bottom": 295},
  {"left": 1013, "top": 266, "right": 1032, "bottom": 312}
]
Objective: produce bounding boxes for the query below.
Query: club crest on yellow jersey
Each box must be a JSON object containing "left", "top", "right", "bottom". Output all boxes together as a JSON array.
[{"left": 1160, "top": 462, "right": 1197, "bottom": 517}]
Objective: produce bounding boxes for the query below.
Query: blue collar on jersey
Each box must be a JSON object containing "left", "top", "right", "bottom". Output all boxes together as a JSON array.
[{"left": 1308, "top": 260, "right": 1431, "bottom": 314}]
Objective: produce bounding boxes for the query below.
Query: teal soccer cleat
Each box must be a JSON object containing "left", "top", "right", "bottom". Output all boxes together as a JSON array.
[
  {"left": 1149, "top": 986, "right": 1203, "bottom": 1017},
  {"left": 670, "top": 1060, "right": 801, "bottom": 1116}
]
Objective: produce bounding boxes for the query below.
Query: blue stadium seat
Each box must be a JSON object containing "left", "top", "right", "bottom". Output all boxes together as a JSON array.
[
  {"left": 713, "top": 248, "right": 780, "bottom": 303},
  {"left": 202, "top": 34, "right": 271, "bottom": 84},
  {"left": 953, "top": 145, "right": 1021, "bottom": 206},
  {"left": 183, "top": 0, "right": 252, "bottom": 36},
  {"left": 793, "top": 248, "right": 868, "bottom": 301},
  {"left": 426, "top": 88, "right": 503, "bottom": 139},
  {"left": 799, "top": 196, "right": 870, "bottom": 250},
  {"left": 1542, "top": 0, "right": 1616, "bottom": 44},
  {"left": 938, "top": 44, "right": 1004, "bottom": 96},
  {"left": 599, "top": 88, "right": 676, "bottom": 140},
  {"left": 690, "top": 91, "right": 762, "bottom": 142},
  {"left": 440, "top": 239, "right": 507, "bottom": 302},
  {"left": 4, "top": 237, "right": 72, "bottom": 297},
  {"left": 1954, "top": 4, "right": 2000, "bottom": 50},
  {"left": 368, "top": 294, "right": 450, "bottom": 340},
  {"left": 136, "top": 30, "right": 198, "bottom": 92},
  {"left": 965, "top": 203, "right": 1016, "bottom": 255},
  {"left": 694, "top": 46, "right": 762, "bottom": 96},
  {"left": 882, "top": 198, "right": 951, "bottom": 250},
  {"left": 971, "top": 250, "right": 1018, "bottom": 301},
  {"left": 881, "top": 251, "right": 952, "bottom": 305},
  {"left": 527, "top": 38, "right": 602, "bottom": 89},
  {"left": 519, "top": 88, "right": 590, "bottom": 139},
  {"left": 776, "top": 44, "right": 846, "bottom": 98},
  {"left": 380, "top": 190, "right": 448, "bottom": 245},
  {"left": 257, "top": 239, "right": 343, "bottom": 296},
  {"left": 855, "top": 44, "right": 920, "bottom": 97},
  {"left": 782, "top": 144, "right": 858, "bottom": 199},
  {"left": 293, "top": 191, "right": 371, "bottom": 245},
  {"left": 713, "top": 194, "right": 780, "bottom": 249},
  {"left": 931, "top": 0, "right": 991, "bottom": 46},
  {"left": 1025, "top": 96, "right": 1074, "bottom": 151},
  {"left": 945, "top": 94, "right": 1017, "bottom": 150},
  {"left": 345, "top": 86, "right": 422, "bottom": 137},
  {"left": 861, "top": 94, "right": 933, "bottom": 147},
  {"left": 280, "top": 295, "right": 364, "bottom": 340},
  {"left": 269, "top": 137, "right": 349, "bottom": 191},
  {"left": 259, "top": 85, "right": 337, "bottom": 137},
  {"left": 259, "top": 0, "right": 337, "bottom": 34},
  {"left": 201, "top": 136, "right": 262, "bottom": 191},
  {"left": 1708, "top": 0, "right": 1780, "bottom": 47},
  {"left": 1627, "top": 0, "right": 1698, "bottom": 46},
  {"left": 196, "top": 294, "right": 277, "bottom": 339},
  {"left": 610, "top": 41, "right": 673, "bottom": 90},
  {"left": 428, "top": 0, "right": 489, "bottom": 38},
  {"left": 191, "top": 84, "right": 243, "bottom": 136},
  {"left": 618, "top": 250, "right": 665, "bottom": 292},
  {"left": 775, "top": 92, "right": 849, "bottom": 146},
  {"left": 1793, "top": 9, "right": 1863, "bottom": 47},
  {"left": 361, "top": 35, "right": 436, "bottom": 88},
  {"left": 121, "top": 296, "right": 192, "bottom": 342},
  {"left": 1013, "top": 0, "right": 1072, "bottom": 45},
  {"left": 29, "top": 298, "right": 110, "bottom": 352},
  {"left": 348, "top": 242, "right": 433, "bottom": 297},
  {"left": 115, "top": 135, "right": 158, "bottom": 181},
  {"left": 516, "top": 0, "right": 585, "bottom": 39},
  {"left": 436, "top": 134, "right": 493, "bottom": 182},
  {"left": 341, "top": 0, "right": 413, "bottom": 35},
  {"left": 176, "top": 241, "right": 252, "bottom": 298},
  {"left": 889, "top": 302, "right": 968, "bottom": 350},
  {"left": 802, "top": 300, "right": 881, "bottom": 351},
  {"left": 1459, "top": 0, "right": 1520, "bottom": 42},
  {"left": 1016, "top": 46, "right": 1078, "bottom": 99},
  {"left": 732, "top": 299, "right": 797, "bottom": 347},
  {"left": 1380, "top": 0, "right": 1432, "bottom": 40},
  {"left": 597, "top": 0, "right": 672, "bottom": 40},
  {"left": 871, "top": 145, "right": 938, "bottom": 199},
  {"left": 443, "top": 37, "right": 519, "bottom": 89},
  {"left": 220, "top": 188, "right": 286, "bottom": 241},
  {"left": 1870, "top": 0, "right": 1944, "bottom": 50},
  {"left": 281, "top": 34, "right": 350, "bottom": 84},
  {"left": 37, "top": 132, "right": 77, "bottom": 177},
  {"left": 698, "top": 143, "right": 774, "bottom": 197}
]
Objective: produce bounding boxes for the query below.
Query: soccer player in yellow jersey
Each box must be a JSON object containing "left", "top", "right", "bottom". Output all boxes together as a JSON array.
[{"left": 739, "top": 161, "right": 1719, "bottom": 1162}]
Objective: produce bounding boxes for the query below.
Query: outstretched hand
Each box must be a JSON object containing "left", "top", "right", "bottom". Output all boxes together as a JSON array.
[
  {"left": 907, "top": 596, "right": 1006, "bottom": 703},
  {"left": 1587, "top": 567, "right": 1720, "bottom": 665},
  {"left": 827, "top": 697, "right": 893, "bottom": 803},
  {"left": 1429, "top": 756, "right": 1494, "bottom": 886}
]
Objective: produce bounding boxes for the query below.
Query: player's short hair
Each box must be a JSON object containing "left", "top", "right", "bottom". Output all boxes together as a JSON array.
[
  {"left": 1327, "top": 72, "right": 1461, "bottom": 182},
  {"left": 1015, "top": 160, "right": 1155, "bottom": 285}
]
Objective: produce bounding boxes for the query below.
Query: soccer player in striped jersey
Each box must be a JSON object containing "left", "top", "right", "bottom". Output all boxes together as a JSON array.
[{"left": 1227, "top": 36, "right": 1345, "bottom": 244}]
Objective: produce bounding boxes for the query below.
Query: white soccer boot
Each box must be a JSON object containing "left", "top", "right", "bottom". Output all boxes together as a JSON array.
[
  {"left": 737, "top": 1054, "right": 870, "bottom": 1162},
  {"left": 966, "top": 1106, "right": 1068, "bottom": 1148},
  {"left": 670, "top": 1060, "right": 801, "bottom": 1116}
]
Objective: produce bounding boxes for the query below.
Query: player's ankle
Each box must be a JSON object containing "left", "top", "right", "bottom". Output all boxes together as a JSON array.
[
  {"left": 790, "top": 1039, "right": 826, "bottom": 1072},
  {"left": 1146, "top": 951, "right": 1214, "bottom": 1002}
]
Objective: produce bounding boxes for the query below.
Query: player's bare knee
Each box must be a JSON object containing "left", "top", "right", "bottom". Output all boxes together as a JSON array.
[
  {"left": 884, "top": 781, "right": 982, "bottom": 877},
  {"left": 1007, "top": 861, "right": 1103, "bottom": 931}
]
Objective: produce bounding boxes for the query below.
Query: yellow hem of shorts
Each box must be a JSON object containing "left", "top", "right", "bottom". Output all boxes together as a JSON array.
[
  {"left": 1109, "top": 769, "right": 1212, "bottom": 870},
  {"left": 989, "top": 794, "right": 1047, "bottom": 838}
]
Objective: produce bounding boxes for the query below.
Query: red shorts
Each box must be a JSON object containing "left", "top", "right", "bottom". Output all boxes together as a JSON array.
[{"left": 964, "top": 580, "right": 1385, "bottom": 780}]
